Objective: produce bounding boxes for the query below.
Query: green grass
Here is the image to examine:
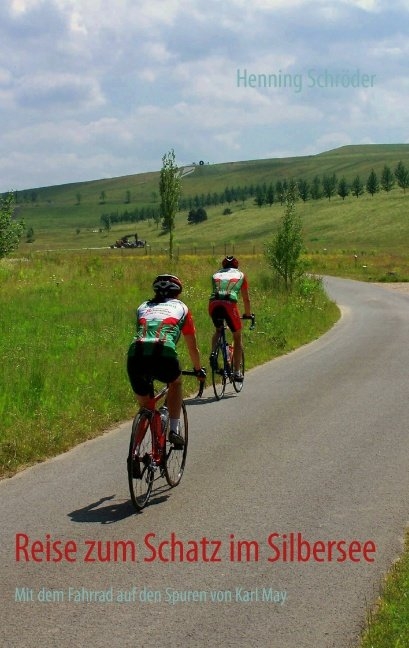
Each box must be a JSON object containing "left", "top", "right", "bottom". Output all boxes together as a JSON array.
[
  {"left": 0, "top": 252, "right": 339, "bottom": 477},
  {"left": 360, "top": 532, "right": 409, "bottom": 647},
  {"left": 14, "top": 185, "right": 409, "bottom": 291}
]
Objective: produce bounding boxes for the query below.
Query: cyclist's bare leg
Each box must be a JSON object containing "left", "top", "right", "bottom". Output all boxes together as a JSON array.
[
  {"left": 167, "top": 376, "right": 184, "bottom": 446},
  {"left": 232, "top": 329, "right": 243, "bottom": 370},
  {"left": 167, "top": 375, "right": 182, "bottom": 420},
  {"left": 136, "top": 394, "right": 151, "bottom": 410}
]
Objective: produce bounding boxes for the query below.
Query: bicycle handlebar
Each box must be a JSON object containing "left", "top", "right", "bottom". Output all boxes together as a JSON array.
[
  {"left": 242, "top": 313, "right": 256, "bottom": 330},
  {"left": 182, "top": 367, "right": 207, "bottom": 398},
  {"left": 181, "top": 367, "right": 207, "bottom": 379}
]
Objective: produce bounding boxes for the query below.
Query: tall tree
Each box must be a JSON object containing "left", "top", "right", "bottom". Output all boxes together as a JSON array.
[
  {"left": 266, "top": 183, "right": 275, "bottom": 206},
  {"left": 100, "top": 213, "right": 111, "bottom": 230},
  {"left": 275, "top": 180, "right": 285, "bottom": 205},
  {"left": 0, "top": 192, "right": 25, "bottom": 259},
  {"left": 298, "top": 178, "right": 310, "bottom": 202},
  {"left": 366, "top": 168, "right": 379, "bottom": 197},
  {"left": 351, "top": 175, "right": 364, "bottom": 198},
  {"left": 254, "top": 190, "right": 265, "bottom": 207},
  {"left": 322, "top": 173, "right": 338, "bottom": 200},
  {"left": 337, "top": 177, "right": 349, "bottom": 200},
  {"left": 394, "top": 161, "right": 409, "bottom": 193},
  {"left": 159, "top": 149, "right": 181, "bottom": 260},
  {"left": 380, "top": 165, "right": 395, "bottom": 192},
  {"left": 310, "top": 175, "right": 322, "bottom": 200}
]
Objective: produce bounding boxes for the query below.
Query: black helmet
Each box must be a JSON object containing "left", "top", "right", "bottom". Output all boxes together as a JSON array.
[
  {"left": 222, "top": 256, "right": 239, "bottom": 269},
  {"left": 152, "top": 274, "right": 182, "bottom": 297}
]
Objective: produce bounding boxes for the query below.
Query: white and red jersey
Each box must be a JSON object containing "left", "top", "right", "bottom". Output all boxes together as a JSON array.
[
  {"left": 133, "top": 298, "right": 195, "bottom": 357},
  {"left": 210, "top": 268, "right": 248, "bottom": 302}
]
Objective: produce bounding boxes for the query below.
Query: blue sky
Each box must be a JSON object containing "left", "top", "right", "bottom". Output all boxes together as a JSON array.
[{"left": 1, "top": 0, "right": 408, "bottom": 192}]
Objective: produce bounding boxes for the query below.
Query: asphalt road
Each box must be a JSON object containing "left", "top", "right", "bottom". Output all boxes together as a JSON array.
[{"left": 2, "top": 276, "right": 409, "bottom": 648}]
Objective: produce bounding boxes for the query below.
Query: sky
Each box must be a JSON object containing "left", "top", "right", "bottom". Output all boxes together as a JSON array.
[{"left": 1, "top": 0, "right": 409, "bottom": 192}]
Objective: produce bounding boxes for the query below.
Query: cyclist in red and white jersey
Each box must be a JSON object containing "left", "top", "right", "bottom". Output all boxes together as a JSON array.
[
  {"left": 127, "top": 274, "right": 205, "bottom": 448},
  {"left": 208, "top": 256, "right": 252, "bottom": 381}
]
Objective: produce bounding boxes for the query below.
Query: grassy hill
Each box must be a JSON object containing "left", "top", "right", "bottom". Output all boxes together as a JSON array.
[{"left": 10, "top": 143, "right": 409, "bottom": 263}]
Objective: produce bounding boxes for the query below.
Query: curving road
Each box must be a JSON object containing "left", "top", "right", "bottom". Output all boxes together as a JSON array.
[{"left": 2, "top": 276, "right": 409, "bottom": 648}]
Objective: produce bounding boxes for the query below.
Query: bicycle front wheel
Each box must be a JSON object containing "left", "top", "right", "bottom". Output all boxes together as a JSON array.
[
  {"left": 211, "top": 340, "right": 226, "bottom": 400},
  {"left": 127, "top": 411, "right": 154, "bottom": 511},
  {"left": 164, "top": 401, "right": 188, "bottom": 487},
  {"left": 233, "top": 349, "right": 245, "bottom": 393}
]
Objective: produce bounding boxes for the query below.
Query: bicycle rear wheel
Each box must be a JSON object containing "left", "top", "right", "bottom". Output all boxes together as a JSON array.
[
  {"left": 232, "top": 349, "right": 245, "bottom": 393},
  {"left": 164, "top": 401, "right": 188, "bottom": 487},
  {"left": 127, "top": 411, "right": 154, "bottom": 511},
  {"left": 211, "top": 340, "right": 226, "bottom": 400}
]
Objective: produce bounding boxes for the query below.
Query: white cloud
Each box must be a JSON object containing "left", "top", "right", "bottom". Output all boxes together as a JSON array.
[
  {"left": 68, "top": 10, "right": 87, "bottom": 35},
  {"left": 314, "top": 132, "right": 354, "bottom": 152},
  {"left": 338, "top": 0, "right": 380, "bottom": 10},
  {"left": 0, "top": 0, "right": 408, "bottom": 191},
  {"left": 9, "top": 0, "right": 44, "bottom": 15}
]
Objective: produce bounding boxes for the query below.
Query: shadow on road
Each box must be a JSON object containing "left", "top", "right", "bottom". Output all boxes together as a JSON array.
[
  {"left": 184, "top": 393, "right": 237, "bottom": 405},
  {"left": 68, "top": 483, "right": 174, "bottom": 523},
  {"left": 68, "top": 495, "right": 135, "bottom": 525}
]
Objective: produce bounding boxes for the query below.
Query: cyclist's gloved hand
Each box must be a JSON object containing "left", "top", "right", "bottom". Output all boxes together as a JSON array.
[
  {"left": 194, "top": 367, "right": 207, "bottom": 382},
  {"left": 242, "top": 313, "right": 256, "bottom": 328}
]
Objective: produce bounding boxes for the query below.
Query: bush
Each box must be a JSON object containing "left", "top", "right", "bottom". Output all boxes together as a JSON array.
[
  {"left": 264, "top": 187, "right": 304, "bottom": 290},
  {"left": 0, "top": 192, "right": 25, "bottom": 258},
  {"left": 187, "top": 207, "right": 207, "bottom": 224}
]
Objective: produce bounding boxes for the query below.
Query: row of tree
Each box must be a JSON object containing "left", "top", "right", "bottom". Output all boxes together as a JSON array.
[
  {"left": 100, "top": 204, "right": 210, "bottom": 230},
  {"left": 100, "top": 205, "right": 161, "bottom": 230},
  {"left": 179, "top": 161, "right": 409, "bottom": 210},
  {"left": 5, "top": 159, "right": 409, "bottom": 210},
  {"left": 95, "top": 159, "right": 409, "bottom": 212},
  {"left": 100, "top": 160, "right": 409, "bottom": 233}
]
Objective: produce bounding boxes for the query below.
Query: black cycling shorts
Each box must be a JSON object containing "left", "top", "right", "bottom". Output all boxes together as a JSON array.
[{"left": 127, "top": 342, "right": 181, "bottom": 396}]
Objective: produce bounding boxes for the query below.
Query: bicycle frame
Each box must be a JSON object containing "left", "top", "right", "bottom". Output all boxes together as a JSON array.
[
  {"left": 218, "top": 325, "right": 233, "bottom": 376},
  {"left": 211, "top": 314, "right": 255, "bottom": 400},
  {"left": 127, "top": 369, "right": 200, "bottom": 511}
]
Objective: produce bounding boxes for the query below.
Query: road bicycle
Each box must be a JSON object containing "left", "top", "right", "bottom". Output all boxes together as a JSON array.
[
  {"left": 210, "top": 314, "right": 255, "bottom": 400},
  {"left": 127, "top": 369, "right": 205, "bottom": 511}
]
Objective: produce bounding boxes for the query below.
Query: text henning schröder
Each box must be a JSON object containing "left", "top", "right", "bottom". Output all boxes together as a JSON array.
[{"left": 236, "top": 68, "right": 376, "bottom": 93}]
